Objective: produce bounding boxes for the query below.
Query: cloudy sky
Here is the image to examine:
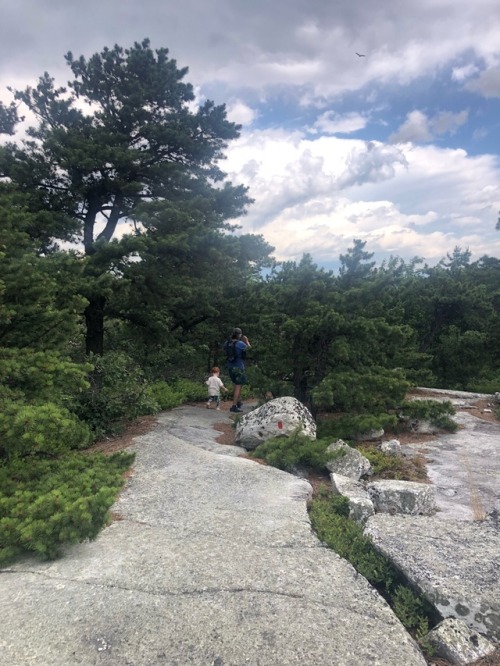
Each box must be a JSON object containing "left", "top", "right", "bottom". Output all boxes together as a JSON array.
[{"left": 2, "top": 0, "right": 500, "bottom": 269}]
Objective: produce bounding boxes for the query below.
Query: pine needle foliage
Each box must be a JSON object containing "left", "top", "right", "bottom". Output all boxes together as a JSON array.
[
  {"left": 0, "top": 451, "right": 134, "bottom": 564},
  {"left": 309, "top": 495, "right": 436, "bottom": 638}
]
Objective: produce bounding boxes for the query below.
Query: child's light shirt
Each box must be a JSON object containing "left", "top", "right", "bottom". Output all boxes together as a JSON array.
[{"left": 206, "top": 375, "right": 224, "bottom": 396}]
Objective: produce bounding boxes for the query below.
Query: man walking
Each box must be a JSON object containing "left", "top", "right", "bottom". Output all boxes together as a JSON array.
[{"left": 224, "top": 327, "right": 251, "bottom": 413}]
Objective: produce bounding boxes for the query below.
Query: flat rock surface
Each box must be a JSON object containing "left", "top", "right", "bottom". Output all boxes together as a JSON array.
[
  {"left": 403, "top": 392, "right": 500, "bottom": 521},
  {"left": 0, "top": 406, "right": 426, "bottom": 666},
  {"left": 365, "top": 514, "right": 500, "bottom": 641}
]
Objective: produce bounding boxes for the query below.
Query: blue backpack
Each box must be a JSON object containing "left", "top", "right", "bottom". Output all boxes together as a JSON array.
[{"left": 225, "top": 339, "right": 246, "bottom": 362}]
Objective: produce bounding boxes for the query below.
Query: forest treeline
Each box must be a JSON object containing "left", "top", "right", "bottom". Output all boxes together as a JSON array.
[{"left": 1, "top": 39, "right": 500, "bottom": 451}]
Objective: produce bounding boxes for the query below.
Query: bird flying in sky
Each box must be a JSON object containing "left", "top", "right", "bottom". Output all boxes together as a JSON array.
[{"left": 356, "top": 52, "right": 366, "bottom": 57}]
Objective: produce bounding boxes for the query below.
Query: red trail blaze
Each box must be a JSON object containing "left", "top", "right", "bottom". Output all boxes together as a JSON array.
[{"left": 278, "top": 421, "right": 283, "bottom": 429}]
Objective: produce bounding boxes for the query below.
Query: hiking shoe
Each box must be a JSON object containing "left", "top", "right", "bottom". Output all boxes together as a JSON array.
[
  {"left": 230, "top": 405, "right": 243, "bottom": 413},
  {"left": 216, "top": 407, "right": 221, "bottom": 411}
]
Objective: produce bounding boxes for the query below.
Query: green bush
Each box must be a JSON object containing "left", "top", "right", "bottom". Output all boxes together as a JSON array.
[
  {"left": 0, "top": 451, "right": 134, "bottom": 563},
  {"left": 312, "top": 367, "right": 410, "bottom": 413},
  {"left": 146, "top": 381, "right": 185, "bottom": 410},
  {"left": 317, "top": 413, "right": 397, "bottom": 441},
  {"left": 309, "top": 495, "right": 436, "bottom": 637},
  {"left": 249, "top": 431, "right": 331, "bottom": 471},
  {"left": 173, "top": 378, "right": 208, "bottom": 402},
  {"left": 392, "top": 585, "right": 430, "bottom": 637},
  {"left": 245, "top": 365, "right": 293, "bottom": 400},
  {"left": 0, "top": 347, "right": 91, "bottom": 405},
  {"left": 398, "top": 399, "right": 458, "bottom": 432},
  {"left": 466, "top": 375, "right": 500, "bottom": 394},
  {"left": 357, "top": 445, "right": 406, "bottom": 479},
  {"left": 309, "top": 496, "right": 396, "bottom": 587},
  {"left": 0, "top": 402, "right": 92, "bottom": 460},
  {"left": 74, "top": 352, "right": 160, "bottom": 438}
]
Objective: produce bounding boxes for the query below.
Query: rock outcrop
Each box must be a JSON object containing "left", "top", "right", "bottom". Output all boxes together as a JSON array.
[
  {"left": 365, "top": 514, "right": 500, "bottom": 641},
  {"left": 367, "top": 480, "right": 436, "bottom": 516},
  {"left": 234, "top": 397, "right": 316, "bottom": 450}
]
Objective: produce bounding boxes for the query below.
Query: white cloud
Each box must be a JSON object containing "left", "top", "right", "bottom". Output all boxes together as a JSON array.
[
  {"left": 225, "top": 128, "right": 500, "bottom": 265},
  {"left": 312, "top": 111, "right": 368, "bottom": 135},
  {"left": 431, "top": 110, "right": 468, "bottom": 135},
  {"left": 389, "top": 111, "right": 432, "bottom": 143},
  {"left": 226, "top": 100, "right": 257, "bottom": 126},
  {"left": 2, "top": 0, "right": 500, "bottom": 103},
  {"left": 452, "top": 63, "right": 480, "bottom": 82},
  {"left": 465, "top": 67, "right": 500, "bottom": 98},
  {"left": 390, "top": 109, "right": 468, "bottom": 144}
]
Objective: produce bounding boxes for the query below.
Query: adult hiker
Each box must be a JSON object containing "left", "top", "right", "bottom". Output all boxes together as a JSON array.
[{"left": 224, "top": 327, "right": 251, "bottom": 413}]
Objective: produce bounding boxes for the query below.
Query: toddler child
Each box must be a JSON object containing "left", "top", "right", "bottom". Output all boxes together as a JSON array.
[{"left": 205, "top": 366, "right": 227, "bottom": 410}]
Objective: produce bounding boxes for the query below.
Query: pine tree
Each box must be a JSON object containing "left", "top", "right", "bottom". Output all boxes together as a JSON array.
[{"left": 0, "top": 39, "right": 250, "bottom": 355}]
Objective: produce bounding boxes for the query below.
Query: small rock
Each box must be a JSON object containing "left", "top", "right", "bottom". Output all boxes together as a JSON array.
[
  {"left": 367, "top": 480, "right": 436, "bottom": 515},
  {"left": 325, "top": 439, "right": 372, "bottom": 481},
  {"left": 425, "top": 618, "right": 496, "bottom": 665},
  {"left": 381, "top": 439, "right": 401, "bottom": 456},
  {"left": 331, "top": 473, "right": 374, "bottom": 524},
  {"left": 354, "top": 428, "right": 384, "bottom": 442}
]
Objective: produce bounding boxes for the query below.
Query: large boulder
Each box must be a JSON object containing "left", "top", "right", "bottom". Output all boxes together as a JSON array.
[
  {"left": 367, "top": 480, "right": 436, "bottom": 516},
  {"left": 234, "top": 397, "right": 316, "bottom": 451},
  {"left": 325, "top": 439, "right": 372, "bottom": 480}
]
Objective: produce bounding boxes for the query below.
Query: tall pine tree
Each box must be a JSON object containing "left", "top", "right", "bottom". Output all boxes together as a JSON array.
[{"left": 0, "top": 39, "right": 250, "bottom": 354}]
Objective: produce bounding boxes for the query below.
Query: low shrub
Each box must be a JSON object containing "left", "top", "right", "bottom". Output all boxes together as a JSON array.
[
  {"left": 309, "top": 495, "right": 436, "bottom": 638},
  {"left": 173, "top": 378, "right": 208, "bottom": 402},
  {"left": 74, "top": 352, "right": 160, "bottom": 438},
  {"left": 397, "top": 399, "right": 458, "bottom": 433},
  {"left": 146, "top": 381, "right": 184, "bottom": 410},
  {"left": 0, "top": 402, "right": 92, "bottom": 460},
  {"left": 0, "top": 451, "right": 134, "bottom": 563},
  {"left": 249, "top": 431, "right": 331, "bottom": 472},
  {"left": 357, "top": 445, "right": 406, "bottom": 479},
  {"left": 317, "top": 413, "right": 397, "bottom": 442}
]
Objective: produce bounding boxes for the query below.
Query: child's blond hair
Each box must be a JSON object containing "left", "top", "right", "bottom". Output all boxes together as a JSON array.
[{"left": 211, "top": 366, "right": 220, "bottom": 374}]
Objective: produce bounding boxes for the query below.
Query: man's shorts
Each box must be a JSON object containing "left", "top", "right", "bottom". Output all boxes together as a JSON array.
[{"left": 228, "top": 366, "right": 248, "bottom": 385}]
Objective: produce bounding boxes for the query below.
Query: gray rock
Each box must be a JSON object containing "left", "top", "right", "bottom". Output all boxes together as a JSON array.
[
  {"left": 355, "top": 427, "right": 385, "bottom": 442},
  {"left": 413, "top": 419, "right": 440, "bottom": 434},
  {"left": 325, "top": 439, "right": 372, "bottom": 480},
  {"left": 367, "top": 480, "right": 436, "bottom": 515},
  {"left": 331, "top": 473, "right": 375, "bottom": 524},
  {"left": 381, "top": 439, "right": 401, "bottom": 455},
  {"left": 234, "top": 396, "right": 316, "bottom": 450},
  {"left": 425, "top": 618, "right": 496, "bottom": 665},
  {"left": 365, "top": 514, "right": 500, "bottom": 641},
  {"left": 415, "top": 410, "right": 500, "bottom": 521},
  {"left": 493, "top": 391, "right": 500, "bottom": 404}
]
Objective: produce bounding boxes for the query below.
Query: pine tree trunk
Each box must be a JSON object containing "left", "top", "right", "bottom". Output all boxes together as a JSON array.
[{"left": 85, "top": 295, "right": 106, "bottom": 356}]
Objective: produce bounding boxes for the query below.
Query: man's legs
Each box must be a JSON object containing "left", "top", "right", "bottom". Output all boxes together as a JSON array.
[
  {"left": 232, "top": 383, "right": 242, "bottom": 407},
  {"left": 228, "top": 367, "right": 246, "bottom": 412}
]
